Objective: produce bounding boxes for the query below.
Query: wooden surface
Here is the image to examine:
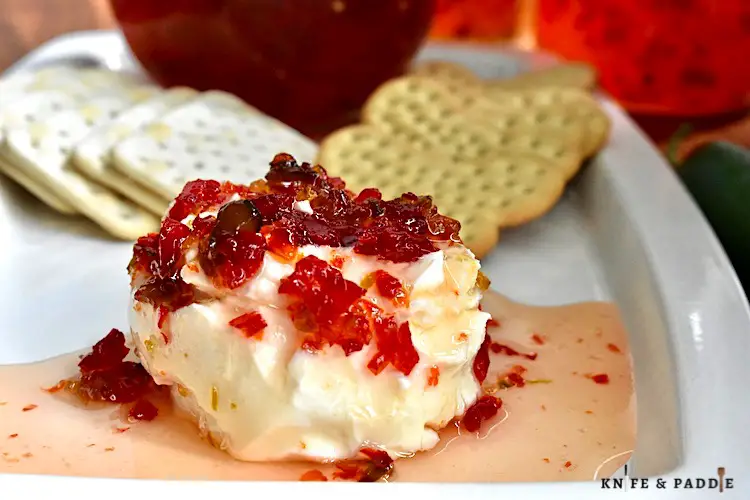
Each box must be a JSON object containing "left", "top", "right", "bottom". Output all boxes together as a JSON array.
[
  {"left": 0, "top": 0, "right": 114, "bottom": 71},
  {"left": 0, "top": 0, "right": 746, "bottom": 159}
]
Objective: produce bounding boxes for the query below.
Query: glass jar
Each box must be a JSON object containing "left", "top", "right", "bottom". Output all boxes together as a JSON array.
[
  {"left": 430, "top": 0, "right": 519, "bottom": 41},
  {"left": 536, "top": 0, "right": 750, "bottom": 117},
  {"left": 110, "top": 0, "right": 436, "bottom": 137}
]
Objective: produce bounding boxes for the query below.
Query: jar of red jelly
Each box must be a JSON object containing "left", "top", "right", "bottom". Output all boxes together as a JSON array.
[
  {"left": 430, "top": 0, "right": 519, "bottom": 40},
  {"left": 110, "top": 0, "right": 435, "bottom": 137},
  {"left": 536, "top": 0, "right": 750, "bottom": 116}
]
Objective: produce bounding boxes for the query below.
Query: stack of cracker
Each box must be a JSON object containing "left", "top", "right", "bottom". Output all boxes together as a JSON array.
[
  {"left": 0, "top": 66, "right": 317, "bottom": 240},
  {"left": 318, "top": 61, "right": 610, "bottom": 257}
]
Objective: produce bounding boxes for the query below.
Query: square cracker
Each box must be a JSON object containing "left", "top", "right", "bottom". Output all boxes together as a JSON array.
[
  {"left": 0, "top": 67, "right": 145, "bottom": 139},
  {"left": 111, "top": 91, "right": 318, "bottom": 199},
  {"left": 0, "top": 156, "right": 77, "bottom": 213},
  {"left": 73, "top": 87, "right": 198, "bottom": 215},
  {"left": 1, "top": 86, "right": 161, "bottom": 239}
]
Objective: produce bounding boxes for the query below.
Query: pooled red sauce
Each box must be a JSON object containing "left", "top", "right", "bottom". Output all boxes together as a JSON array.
[
  {"left": 229, "top": 312, "right": 268, "bottom": 339},
  {"left": 0, "top": 293, "right": 636, "bottom": 483},
  {"left": 489, "top": 342, "right": 538, "bottom": 361},
  {"left": 461, "top": 395, "right": 503, "bottom": 432}
]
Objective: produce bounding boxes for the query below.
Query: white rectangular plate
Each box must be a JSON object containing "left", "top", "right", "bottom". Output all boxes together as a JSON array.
[{"left": 0, "top": 31, "right": 749, "bottom": 499}]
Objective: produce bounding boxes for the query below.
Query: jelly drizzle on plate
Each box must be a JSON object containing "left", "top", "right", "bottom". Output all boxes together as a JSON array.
[{"left": 0, "top": 291, "right": 635, "bottom": 482}]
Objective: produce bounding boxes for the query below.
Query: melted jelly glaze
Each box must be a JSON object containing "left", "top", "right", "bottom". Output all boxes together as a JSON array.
[
  {"left": 0, "top": 292, "right": 635, "bottom": 482},
  {"left": 130, "top": 153, "right": 462, "bottom": 370},
  {"left": 130, "top": 153, "right": 460, "bottom": 307}
]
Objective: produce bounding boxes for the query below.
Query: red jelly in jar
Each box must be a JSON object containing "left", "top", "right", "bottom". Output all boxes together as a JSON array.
[
  {"left": 536, "top": 0, "right": 750, "bottom": 116},
  {"left": 110, "top": 0, "right": 436, "bottom": 137}
]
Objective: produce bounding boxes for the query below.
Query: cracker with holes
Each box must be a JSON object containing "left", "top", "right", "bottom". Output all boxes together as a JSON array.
[
  {"left": 481, "top": 86, "right": 610, "bottom": 157},
  {"left": 391, "top": 70, "right": 609, "bottom": 158},
  {"left": 411, "top": 61, "right": 482, "bottom": 89},
  {"left": 111, "top": 91, "right": 318, "bottom": 199},
  {"left": 363, "top": 76, "right": 587, "bottom": 179},
  {"left": 73, "top": 87, "right": 198, "bottom": 215},
  {"left": 0, "top": 67, "right": 145, "bottom": 139},
  {"left": 0, "top": 85, "right": 161, "bottom": 239},
  {"left": 0, "top": 68, "right": 148, "bottom": 215},
  {"left": 317, "top": 125, "right": 566, "bottom": 256}
]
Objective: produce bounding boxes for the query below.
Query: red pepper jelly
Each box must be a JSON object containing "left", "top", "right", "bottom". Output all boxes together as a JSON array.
[
  {"left": 127, "top": 153, "right": 464, "bottom": 373},
  {"left": 129, "top": 153, "right": 463, "bottom": 317},
  {"left": 110, "top": 0, "right": 436, "bottom": 137}
]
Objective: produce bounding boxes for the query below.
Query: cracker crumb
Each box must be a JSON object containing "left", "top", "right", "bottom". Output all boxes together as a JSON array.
[
  {"left": 585, "top": 410, "right": 594, "bottom": 414},
  {"left": 22, "top": 452, "right": 33, "bottom": 459},
  {"left": 104, "top": 447, "right": 115, "bottom": 452},
  {"left": 22, "top": 404, "right": 38, "bottom": 412},
  {"left": 8, "top": 433, "right": 18, "bottom": 439},
  {"left": 576, "top": 338, "right": 584, "bottom": 343},
  {"left": 543, "top": 458, "right": 550, "bottom": 463},
  {"left": 0, "top": 401, "right": 7, "bottom": 405},
  {"left": 3, "top": 456, "right": 19, "bottom": 463},
  {"left": 86, "top": 443, "right": 96, "bottom": 448}
]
